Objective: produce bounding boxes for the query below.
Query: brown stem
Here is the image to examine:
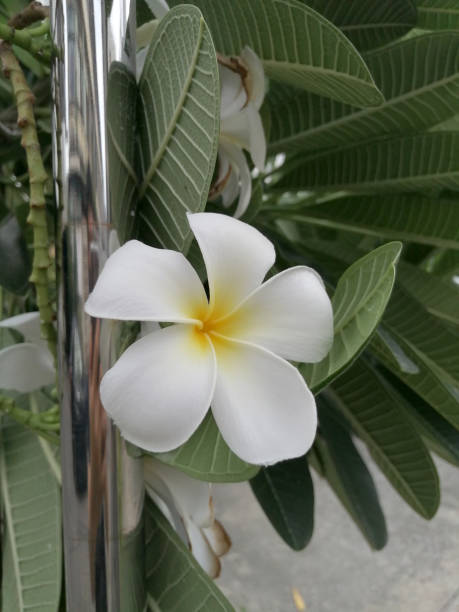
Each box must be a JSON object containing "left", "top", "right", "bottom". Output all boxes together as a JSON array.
[{"left": 8, "top": 1, "right": 49, "bottom": 29}]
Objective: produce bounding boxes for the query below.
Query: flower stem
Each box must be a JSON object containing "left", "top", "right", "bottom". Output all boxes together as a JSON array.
[{"left": 0, "top": 44, "right": 57, "bottom": 360}]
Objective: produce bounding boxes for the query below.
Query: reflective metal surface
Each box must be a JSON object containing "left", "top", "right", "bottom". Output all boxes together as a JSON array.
[{"left": 51, "top": 1, "right": 143, "bottom": 609}]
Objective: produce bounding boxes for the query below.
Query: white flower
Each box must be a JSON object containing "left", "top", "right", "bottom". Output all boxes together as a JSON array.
[
  {"left": 144, "top": 458, "right": 230, "bottom": 577},
  {"left": 211, "top": 47, "right": 266, "bottom": 218},
  {"left": 85, "top": 212, "right": 333, "bottom": 465},
  {"left": 0, "top": 312, "right": 54, "bottom": 393}
]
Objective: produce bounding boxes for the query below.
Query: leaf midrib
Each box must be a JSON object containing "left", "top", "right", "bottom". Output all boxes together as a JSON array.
[
  {"left": 139, "top": 16, "right": 205, "bottom": 199},
  {"left": 1, "top": 439, "right": 24, "bottom": 611}
]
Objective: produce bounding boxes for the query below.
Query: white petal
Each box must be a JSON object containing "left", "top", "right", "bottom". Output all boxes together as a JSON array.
[
  {"left": 85, "top": 240, "right": 208, "bottom": 324},
  {"left": 210, "top": 336, "right": 317, "bottom": 465},
  {"left": 187, "top": 213, "right": 275, "bottom": 318},
  {"left": 218, "top": 142, "right": 252, "bottom": 218},
  {"left": 219, "top": 64, "right": 246, "bottom": 119},
  {"left": 247, "top": 103, "right": 266, "bottom": 171},
  {"left": 240, "top": 46, "right": 265, "bottom": 110},
  {"left": 0, "top": 343, "right": 55, "bottom": 392},
  {"left": 203, "top": 519, "right": 231, "bottom": 557},
  {"left": 145, "top": 0, "right": 169, "bottom": 19},
  {"left": 185, "top": 517, "right": 221, "bottom": 578},
  {"left": 221, "top": 104, "right": 266, "bottom": 172},
  {"left": 100, "top": 324, "right": 216, "bottom": 452},
  {"left": 217, "top": 267, "right": 333, "bottom": 363},
  {"left": 145, "top": 459, "right": 212, "bottom": 527},
  {"left": 0, "top": 312, "right": 42, "bottom": 345},
  {"left": 221, "top": 166, "right": 240, "bottom": 208}
]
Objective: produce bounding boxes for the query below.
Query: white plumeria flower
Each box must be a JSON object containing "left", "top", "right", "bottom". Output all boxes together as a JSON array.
[
  {"left": 85, "top": 213, "right": 333, "bottom": 465},
  {"left": 144, "top": 458, "right": 230, "bottom": 577},
  {"left": 211, "top": 47, "right": 266, "bottom": 218},
  {"left": 0, "top": 312, "right": 54, "bottom": 393}
]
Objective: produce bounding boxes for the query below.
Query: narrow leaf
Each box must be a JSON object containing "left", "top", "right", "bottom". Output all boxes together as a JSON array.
[
  {"left": 316, "top": 399, "right": 387, "bottom": 550},
  {"left": 277, "top": 132, "right": 459, "bottom": 193},
  {"left": 250, "top": 457, "right": 314, "bottom": 550},
  {"left": 168, "top": 0, "right": 383, "bottom": 106},
  {"left": 279, "top": 194, "right": 459, "bottom": 250},
  {"left": 1, "top": 418, "right": 61, "bottom": 611},
  {"left": 266, "top": 33, "right": 459, "bottom": 154},
  {"left": 137, "top": 5, "right": 220, "bottom": 252},
  {"left": 329, "top": 359, "right": 440, "bottom": 518},
  {"left": 301, "top": 242, "right": 402, "bottom": 392}
]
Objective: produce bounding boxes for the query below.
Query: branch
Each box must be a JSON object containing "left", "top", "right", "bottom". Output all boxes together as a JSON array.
[
  {"left": 0, "top": 44, "right": 57, "bottom": 360},
  {"left": 8, "top": 1, "right": 49, "bottom": 29},
  {"left": 0, "top": 395, "right": 60, "bottom": 444}
]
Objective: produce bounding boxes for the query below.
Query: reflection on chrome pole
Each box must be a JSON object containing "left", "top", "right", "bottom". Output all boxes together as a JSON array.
[{"left": 51, "top": 1, "right": 143, "bottom": 609}]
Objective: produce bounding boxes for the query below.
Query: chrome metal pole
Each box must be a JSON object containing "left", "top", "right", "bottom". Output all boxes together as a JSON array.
[{"left": 51, "top": 1, "right": 143, "bottom": 610}]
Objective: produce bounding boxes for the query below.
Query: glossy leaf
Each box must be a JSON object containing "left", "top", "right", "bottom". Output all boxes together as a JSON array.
[
  {"left": 1, "top": 418, "right": 62, "bottom": 611},
  {"left": 154, "top": 413, "right": 259, "bottom": 483},
  {"left": 279, "top": 194, "right": 459, "bottom": 250},
  {"left": 145, "top": 499, "right": 234, "bottom": 611},
  {"left": 277, "top": 132, "right": 459, "bottom": 193},
  {"left": 330, "top": 359, "right": 440, "bottom": 518},
  {"left": 250, "top": 456, "right": 314, "bottom": 550},
  {"left": 168, "top": 0, "right": 383, "bottom": 107},
  {"left": 0, "top": 214, "right": 30, "bottom": 294},
  {"left": 137, "top": 5, "right": 220, "bottom": 252},
  {"left": 301, "top": 242, "right": 402, "bottom": 392},
  {"left": 316, "top": 399, "right": 387, "bottom": 550},
  {"left": 266, "top": 33, "right": 459, "bottom": 154}
]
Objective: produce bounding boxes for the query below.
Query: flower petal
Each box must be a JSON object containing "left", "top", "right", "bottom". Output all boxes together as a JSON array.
[
  {"left": 219, "top": 64, "right": 246, "bottom": 119},
  {"left": 218, "top": 142, "right": 252, "bottom": 218},
  {"left": 85, "top": 240, "right": 208, "bottom": 323},
  {"left": 185, "top": 517, "right": 221, "bottom": 578},
  {"left": 187, "top": 213, "right": 275, "bottom": 318},
  {"left": 247, "top": 103, "right": 266, "bottom": 171},
  {"left": 221, "top": 103, "right": 266, "bottom": 171},
  {"left": 240, "top": 46, "right": 265, "bottom": 110},
  {"left": 217, "top": 266, "right": 333, "bottom": 363},
  {"left": 0, "top": 344, "right": 55, "bottom": 392},
  {"left": 100, "top": 324, "right": 216, "bottom": 452},
  {"left": 145, "top": 459, "right": 212, "bottom": 527},
  {"left": 203, "top": 519, "right": 231, "bottom": 557},
  {"left": 0, "top": 312, "right": 42, "bottom": 345},
  {"left": 210, "top": 335, "right": 317, "bottom": 465}
]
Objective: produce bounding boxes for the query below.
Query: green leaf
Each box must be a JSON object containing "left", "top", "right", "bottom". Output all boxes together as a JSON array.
[
  {"left": 145, "top": 498, "right": 235, "bottom": 611},
  {"left": 137, "top": 5, "right": 220, "bottom": 252},
  {"left": 154, "top": 413, "right": 259, "bottom": 483},
  {"left": 276, "top": 194, "right": 459, "bottom": 250},
  {"left": 301, "top": 242, "right": 402, "bottom": 392},
  {"left": 417, "top": 0, "right": 459, "bottom": 30},
  {"left": 266, "top": 33, "right": 459, "bottom": 154},
  {"left": 386, "top": 373, "right": 459, "bottom": 467},
  {"left": 301, "top": 0, "right": 417, "bottom": 51},
  {"left": 107, "top": 62, "right": 138, "bottom": 244},
  {"left": 316, "top": 398, "right": 388, "bottom": 550},
  {"left": 250, "top": 457, "right": 314, "bottom": 550},
  {"left": 168, "top": 0, "right": 383, "bottom": 106},
  {"left": 398, "top": 260, "right": 459, "bottom": 325},
  {"left": 0, "top": 214, "right": 30, "bottom": 294},
  {"left": 370, "top": 315, "right": 459, "bottom": 431},
  {"left": 1, "top": 418, "right": 62, "bottom": 611},
  {"left": 277, "top": 131, "right": 459, "bottom": 193},
  {"left": 329, "top": 359, "right": 440, "bottom": 518}
]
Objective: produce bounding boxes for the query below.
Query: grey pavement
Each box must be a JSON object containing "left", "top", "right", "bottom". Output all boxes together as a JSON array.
[{"left": 215, "top": 450, "right": 459, "bottom": 612}]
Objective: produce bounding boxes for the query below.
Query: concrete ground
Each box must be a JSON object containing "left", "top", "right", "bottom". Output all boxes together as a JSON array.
[{"left": 215, "top": 451, "right": 459, "bottom": 612}]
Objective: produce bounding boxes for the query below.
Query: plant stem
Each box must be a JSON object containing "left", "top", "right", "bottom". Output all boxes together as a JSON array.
[
  {"left": 0, "top": 394, "right": 60, "bottom": 443},
  {"left": 0, "top": 44, "right": 56, "bottom": 360},
  {"left": 0, "top": 22, "right": 51, "bottom": 63}
]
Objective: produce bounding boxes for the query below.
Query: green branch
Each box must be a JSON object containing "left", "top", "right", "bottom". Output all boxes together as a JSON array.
[
  {"left": 0, "top": 44, "right": 57, "bottom": 360},
  {"left": 0, "top": 395, "right": 60, "bottom": 444},
  {"left": 0, "top": 21, "right": 51, "bottom": 63}
]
